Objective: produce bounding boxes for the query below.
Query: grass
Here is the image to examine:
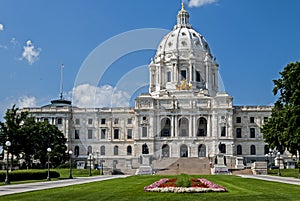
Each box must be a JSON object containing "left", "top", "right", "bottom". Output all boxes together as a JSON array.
[
  {"left": 268, "top": 168, "right": 300, "bottom": 178},
  {"left": 1, "top": 174, "right": 300, "bottom": 201}
]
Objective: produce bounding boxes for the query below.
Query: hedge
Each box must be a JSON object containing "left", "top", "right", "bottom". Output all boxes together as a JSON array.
[{"left": 0, "top": 170, "right": 60, "bottom": 182}]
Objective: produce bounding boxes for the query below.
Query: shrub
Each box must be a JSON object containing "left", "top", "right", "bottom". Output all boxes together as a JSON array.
[
  {"left": 0, "top": 170, "right": 60, "bottom": 182},
  {"left": 176, "top": 174, "right": 191, "bottom": 187}
]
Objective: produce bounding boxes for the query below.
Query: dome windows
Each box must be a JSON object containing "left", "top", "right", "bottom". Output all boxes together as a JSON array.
[{"left": 181, "top": 32, "right": 186, "bottom": 36}]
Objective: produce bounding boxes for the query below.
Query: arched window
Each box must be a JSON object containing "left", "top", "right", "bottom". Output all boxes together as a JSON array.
[
  {"left": 162, "top": 144, "right": 170, "bottom": 157},
  {"left": 198, "top": 144, "right": 206, "bottom": 157},
  {"left": 127, "top": 146, "right": 132, "bottom": 155},
  {"left": 142, "top": 143, "right": 149, "bottom": 154},
  {"left": 114, "top": 146, "right": 119, "bottom": 155},
  {"left": 179, "top": 117, "right": 189, "bottom": 137},
  {"left": 161, "top": 118, "right": 171, "bottom": 137},
  {"left": 180, "top": 144, "right": 188, "bottom": 157},
  {"left": 100, "top": 145, "right": 105, "bottom": 156},
  {"left": 250, "top": 145, "right": 256, "bottom": 155},
  {"left": 87, "top": 146, "right": 92, "bottom": 155},
  {"left": 74, "top": 146, "right": 79, "bottom": 157},
  {"left": 197, "top": 117, "right": 207, "bottom": 136},
  {"left": 237, "top": 145, "right": 242, "bottom": 155}
]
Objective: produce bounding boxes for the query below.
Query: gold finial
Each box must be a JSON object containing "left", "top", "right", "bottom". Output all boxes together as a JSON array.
[{"left": 181, "top": 1, "right": 185, "bottom": 11}]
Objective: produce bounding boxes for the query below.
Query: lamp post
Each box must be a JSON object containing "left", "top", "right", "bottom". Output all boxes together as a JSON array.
[
  {"left": 68, "top": 150, "right": 73, "bottom": 179},
  {"left": 89, "top": 153, "right": 92, "bottom": 176},
  {"left": 265, "top": 154, "right": 269, "bottom": 170},
  {"left": 47, "top": 147, "right": 52, "bottom": 181},
  {"left": 277, "top": 152, "right": 281, "bottom": 176},
  {"left": 4, "top": 141, "right": 11, "bottom": 185}
]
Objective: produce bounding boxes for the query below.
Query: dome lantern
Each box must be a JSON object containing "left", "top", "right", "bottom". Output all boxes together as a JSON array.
[{"left": 176, "top": 2, "right": 191, "bottom": 28}]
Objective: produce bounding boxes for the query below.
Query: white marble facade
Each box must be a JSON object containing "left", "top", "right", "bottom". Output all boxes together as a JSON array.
[{"left": 22, "top": 5, "right": 272, "bottom": 171}]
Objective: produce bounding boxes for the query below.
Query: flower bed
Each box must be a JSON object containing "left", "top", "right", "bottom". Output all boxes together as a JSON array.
[{"left": 144, "top": 178, "right": 227, "bottom": 193}]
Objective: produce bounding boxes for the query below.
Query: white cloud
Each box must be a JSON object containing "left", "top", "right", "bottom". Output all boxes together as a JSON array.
[
  {"left": 19, "top": 40, "right": 41, "bottom": 65},
  {"left": 17, "top": 96, "right": 37, "bottom": 108},
  {"left": 0, "top": 44, "right": 7, "bottom": 49},
  {"left": 188, "top": 0, "right": 218, "bottom": 7},
  {"left": 0, "top": 23, "right": 3, "bottom": 31},
  {"left": 70, "top": 84, "right": 130, "bottom": 108}
]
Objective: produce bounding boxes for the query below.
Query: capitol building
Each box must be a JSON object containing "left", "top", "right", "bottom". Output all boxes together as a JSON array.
[{"left": 22, "top": 4, "right": 272, "bottom": 173}]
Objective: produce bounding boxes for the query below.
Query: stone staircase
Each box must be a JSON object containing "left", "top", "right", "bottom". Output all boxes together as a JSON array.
[{"left": 155, "top": 157, "right": 211, "bottom": 175}]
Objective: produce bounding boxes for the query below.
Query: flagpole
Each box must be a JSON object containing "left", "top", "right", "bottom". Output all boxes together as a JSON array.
[{"left": 60, "top": 64, "right": 64, "bottom": 99}]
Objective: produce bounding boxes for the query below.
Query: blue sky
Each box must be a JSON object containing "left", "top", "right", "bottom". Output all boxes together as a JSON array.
[{"left": 1, "top": 0, "right": 300, "bottom": 118}]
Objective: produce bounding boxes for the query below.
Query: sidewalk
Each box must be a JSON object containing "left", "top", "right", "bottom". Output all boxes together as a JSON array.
[
  {"left": 0, "top": 175, "right": 130, "bottom": 196},
  {"left": 237, "top": 174, "right": 300, "bottom": 186}
]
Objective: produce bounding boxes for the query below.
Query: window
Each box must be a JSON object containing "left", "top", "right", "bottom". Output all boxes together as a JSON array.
[
  {"left": 101, "top": 118, "right": 106, "bottom": 124},
  {"left": 142, "top": 127, "right": 147, "bottom": 137},
  {"left": 167, "top": 71, "right": 171, "bottom": 82},
  {"left": 219, "top": 143, "right": 226, "bottom": 154},
  {"left": 250, "top": 117, "right": 255, "bottom": 123},
  {"left": 263, "top": 117, "right": 268, "bottom": 123},
  {"left": 236, "top": 128, "right": 242, "bottom": 138},
  {"left": 114, "top": 118, "right": 119, "bottom": 124},
  {"left": 250, "top": 145, "right": 256, "bottom": 155},
  {"left": 88, "top": 119, "right": 93, "bottom": 125},
  {"left": 127, "top": 129, "right": 132, "bottom": 139},
  {"left": 250, "top": 128, "right": 255, "bottom": 138},
  {"left": 237, "top": 145, "right": 242, "bottom": 155},
  {"left": 57, "top": 118, "right": 62, "bottom": 124},
  {"left": 236, "top": 117, "right": 241, "bottom": 123},
  {"left": 100, "top": 145, "right": 105, "bottom": 155},
  {"left": 75, "top": 130, "right": 80, "bottom": 139},
  {"left": 74, "top": 146, "right": 79, "bottom": 157},
  {"left": 221, "top": 126, "right": 226, "bottom": 137},
  {"left": 127, "top": 146, "right": 132, "bottom": 155},
  {"left": 196, "top": 71, "right": 201, "bottom": 82},
  {"left": 127, "top": 118, "right": 132, "bottom": 124},
  {"left": 88, "top": 129, "right": 93, "bottom": 139},
  {"left": 87, "top": 146, "right": 92, "bottom": 155},
  {"left": 142, "top": 116, "right": 147, "bottom": 121},
  {"left": 75, "top": 119, "right": 80, "bottom": 125},
  {"left": 101, "top": 129, "right": 106, "bottom": 139},
  {"left": 114, "top": 129, "right": 119, "bottom": 139},
  {"left": 180, "top": 70, "right": 186, "bottom": 80},
  {"left": 114, "top": 146, "right": 119, "bottom": 155}
]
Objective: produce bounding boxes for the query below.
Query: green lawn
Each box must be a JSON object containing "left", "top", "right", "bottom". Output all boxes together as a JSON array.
[{"left": 1, "top": 175, "right": 300, "bottom": 201}]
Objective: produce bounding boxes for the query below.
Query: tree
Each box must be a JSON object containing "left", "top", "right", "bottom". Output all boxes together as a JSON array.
[
  {"left": 22, "top": 119, "right": 68, "bottom": 168},
  {"left": 0, "top": 105, "right": 68, "bottom": 168},
  {"left": 0, "top": 105, "right": 28, "bottom": 164},
  {"left": 262, "top": 61, "right": 300, "bottom": 157}
]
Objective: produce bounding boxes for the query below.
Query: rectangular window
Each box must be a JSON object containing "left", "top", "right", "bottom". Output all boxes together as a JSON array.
[
  {"left": 127, "top": 118, "right": 132, "bottom": 124},
  {"left": 101, "top": 118, "right": 106, "bottom": 124},
  {"left": 236, "top": 128, "right": 242, "bottom": 138},
  {"left": 88, "top": 129, "right": 93, "bottom": 139},
  {"left": 114, "top": 118, "right": 119, "bottom": 124},
  {"left": 236, "top": 117, "right": 241, "bottom": 123},
  {"left": 114, "top": 129, "right": 119, "bottom": 139},
  {"left": 142, "top": 127, "right": 147, "bottom": 137},
  {"left": 127, "top": 129, "right": 132, "bottom": 139},
  {"left": 88, "top": 119, "right": 93, "bottom": 125},
  {"left": 196, "top": 71, "right": 201, "bottom": 82},
  {"left": 180, "top": 70, "right": 186, "bottom": 80},
  {"left": 75, "top": 119, "right": 80, "bottom": 125},
  {"left": 250, "top": 117, "right": 255, "bottom": 123},
  {"left": 75, "top": 130, "right": 80, "bottom": 139},
  {"left": 263, "top": 117, "right": 268, "bottom": 123},
  {"left": 250, "top": 128, "right": 255, "bottom": 138},
  {"left": 101, "top": 129, "right": 106, "bottom": 139},
  {"left": 221, "top": 126, "right": 226, "bottom": 137},
  {"left": 57, "top": 118, "right": 62, "bottom": 125},
  {"left": 167, "top": 71, "right": 171, "bottom": 82}
]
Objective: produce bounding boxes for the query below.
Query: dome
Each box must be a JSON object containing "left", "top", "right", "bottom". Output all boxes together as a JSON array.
[
  {"left": 155, "top": 3, "right": 211, "bottom": 59},
  {"left": 156, "top": 27, "right": 211, "bottom": 56}
]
